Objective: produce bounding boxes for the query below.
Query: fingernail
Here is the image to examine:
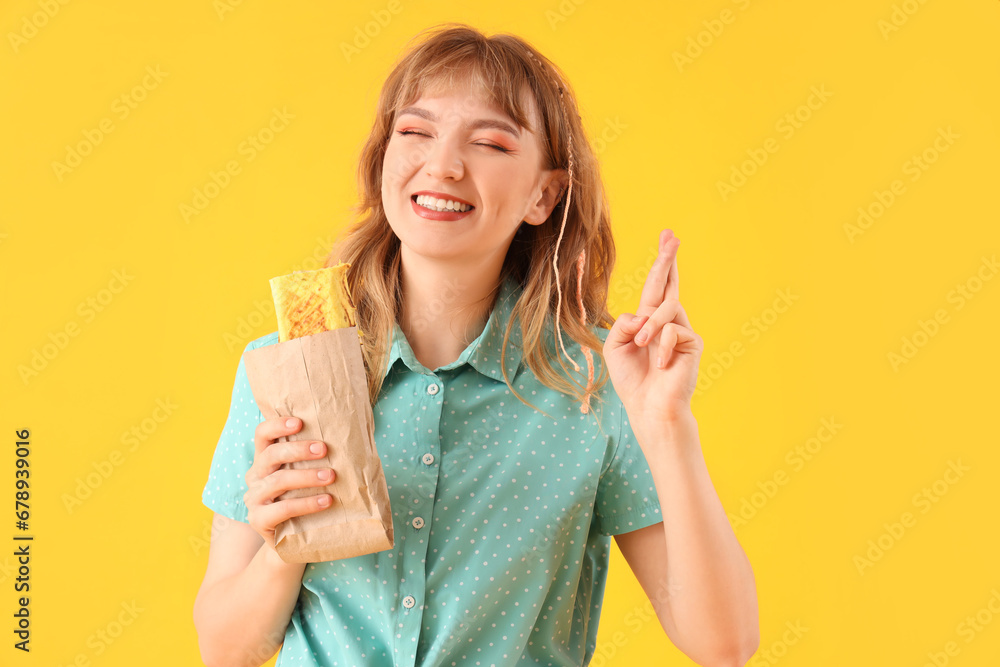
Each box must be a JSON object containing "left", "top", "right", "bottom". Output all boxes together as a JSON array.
[
  {"left": 635, "top": 331, "right": 648, "bottom": 344},
  {"left": 657, "top": 356, "right": 664, "bottom": 369},
  {"left": 286, "top": 418, "right": 298, "bottom": 428},
  {"left": 317, "top": 495, "right": 331, "bottom": 507},
  {"left": 631, "top": 315, "right": 643, "bottom": 323},
  {"left": 310, "top": 442, "right": 324, "bottom": 455},
  {"left": 317, "top": 469, "right": 332, "bottom": 481}
]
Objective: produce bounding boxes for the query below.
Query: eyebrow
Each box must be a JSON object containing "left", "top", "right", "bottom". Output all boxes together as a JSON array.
[{"left": 396, "top": 106, "right": 521, "bottom": 139}]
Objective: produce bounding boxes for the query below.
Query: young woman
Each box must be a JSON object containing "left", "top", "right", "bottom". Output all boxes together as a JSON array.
[{"left": 195, "top": 23, "right": 758, "bottom": 667}]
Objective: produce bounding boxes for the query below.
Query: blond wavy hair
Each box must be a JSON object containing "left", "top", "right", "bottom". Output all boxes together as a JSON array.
[{"left": 326, "top": 22, "right": 617, "bottom": 421}]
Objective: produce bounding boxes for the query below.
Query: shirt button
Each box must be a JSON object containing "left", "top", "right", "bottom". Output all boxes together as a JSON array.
[
  {"left": 411, "top": 517, "right": 425, "bottom": 529},
  {"left": 426, "top": 383, "right": 439, "bottom": 395},
  {"left": 402, "top": 595, "right": 416, "bottom": 609},
  {"left": 421, "top": 453, "right": 435, "bottom": 465}
]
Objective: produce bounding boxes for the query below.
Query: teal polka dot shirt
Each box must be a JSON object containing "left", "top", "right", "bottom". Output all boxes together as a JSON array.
[{"left": 202, "top": 275, "right": 663, "bottom": 666}]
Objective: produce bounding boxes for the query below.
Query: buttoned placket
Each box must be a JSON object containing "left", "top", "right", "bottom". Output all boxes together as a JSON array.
[{"left": 396, "top": 370, "right": 445, "bottom": 666}]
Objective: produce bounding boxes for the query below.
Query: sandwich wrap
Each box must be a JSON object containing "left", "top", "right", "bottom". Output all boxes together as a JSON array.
[{"left": 242, "top": 263, "right": 394, "bottom": 563}]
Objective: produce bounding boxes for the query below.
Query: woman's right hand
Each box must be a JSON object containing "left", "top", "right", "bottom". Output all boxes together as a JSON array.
[{"left": 244, "top": 417, "right": 335, "bottom": 550}]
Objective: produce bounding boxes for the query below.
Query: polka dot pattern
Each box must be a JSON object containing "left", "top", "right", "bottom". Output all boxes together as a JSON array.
[{"left": 202, "top": 276, "right": 662, "bottom": 666}]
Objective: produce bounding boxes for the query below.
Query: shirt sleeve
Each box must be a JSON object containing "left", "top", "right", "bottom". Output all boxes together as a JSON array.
[
  {"left": 593, "top": 396, "right": 663, "bottom": 536},
  {"left": 200, "top": 339, "right": 268, "bottom": 524}
]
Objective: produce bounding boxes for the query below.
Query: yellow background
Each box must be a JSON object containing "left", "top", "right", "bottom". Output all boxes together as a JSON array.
[{"left": 2, "top": 0, "right": 998, "bottom": 665}]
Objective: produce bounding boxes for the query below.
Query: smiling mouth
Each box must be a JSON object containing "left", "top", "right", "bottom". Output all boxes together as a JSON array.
[
  {"left": 410, "top": 195, "right": 476, "bottom": 213},
  {"left": 409, "top": 196, "right": 476, "bottom": 223}
]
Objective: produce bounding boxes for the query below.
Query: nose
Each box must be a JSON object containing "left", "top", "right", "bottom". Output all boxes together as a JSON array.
[{"left": 423, "top": 137, "right": 464, "bottom": 181}]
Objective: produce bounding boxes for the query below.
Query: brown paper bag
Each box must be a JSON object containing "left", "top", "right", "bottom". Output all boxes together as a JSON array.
[{"left": 243, "top": 326, "right": 394, "bottom": 563}]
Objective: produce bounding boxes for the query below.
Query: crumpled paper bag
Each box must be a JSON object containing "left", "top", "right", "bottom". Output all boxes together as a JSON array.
[{"left": 243, "top": 326, "right": 394, "bottom": 563}]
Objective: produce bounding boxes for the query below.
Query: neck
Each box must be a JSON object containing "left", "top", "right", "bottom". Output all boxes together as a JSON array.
[{"left": 397, "top": 250, "right": 504, "bottom": 371}]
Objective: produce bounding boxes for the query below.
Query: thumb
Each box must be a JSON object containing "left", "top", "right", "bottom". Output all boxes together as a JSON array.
[{"left": 605, "top": 313, "right": 648, "bottom": 352}]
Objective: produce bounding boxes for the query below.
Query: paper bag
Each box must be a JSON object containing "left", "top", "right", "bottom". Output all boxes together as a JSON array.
[{"left": 243, "top": 326, "right": 394, "bottom": 563}]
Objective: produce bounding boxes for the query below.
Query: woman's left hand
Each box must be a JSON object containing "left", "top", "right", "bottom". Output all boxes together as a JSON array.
[{"left": 604, "top": 229, "right": 703, "bottom": 424}]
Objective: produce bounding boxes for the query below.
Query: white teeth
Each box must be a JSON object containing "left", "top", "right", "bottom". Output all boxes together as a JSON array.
[{"left": 415, "top": 194, "right": 471, "bottom": 212}]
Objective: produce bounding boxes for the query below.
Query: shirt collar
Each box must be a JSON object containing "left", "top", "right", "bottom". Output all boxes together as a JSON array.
[{"left": 383, "top": 275, "right": 524, "bottom": 383}]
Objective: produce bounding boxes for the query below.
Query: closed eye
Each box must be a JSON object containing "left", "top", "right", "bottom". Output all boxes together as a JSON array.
[
  {"left": 478, "top": 143, "right": 512, "bottom": 154},
  {"left": 395, "top": 130, "right": 511, "bottom": 154}
]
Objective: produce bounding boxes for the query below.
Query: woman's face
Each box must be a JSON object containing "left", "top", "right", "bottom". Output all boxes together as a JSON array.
[{"left": 382, "top": 79, "right": 565, "bottom": 269}]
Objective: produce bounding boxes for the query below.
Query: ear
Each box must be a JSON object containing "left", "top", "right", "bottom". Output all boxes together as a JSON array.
[{"left": 524, "top": 168, "right": 570, "bottom": 226}]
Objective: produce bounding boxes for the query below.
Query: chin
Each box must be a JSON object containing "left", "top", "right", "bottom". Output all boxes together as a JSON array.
[{"left": 392, "top": 228, "right": 467, "bottom": 261}]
